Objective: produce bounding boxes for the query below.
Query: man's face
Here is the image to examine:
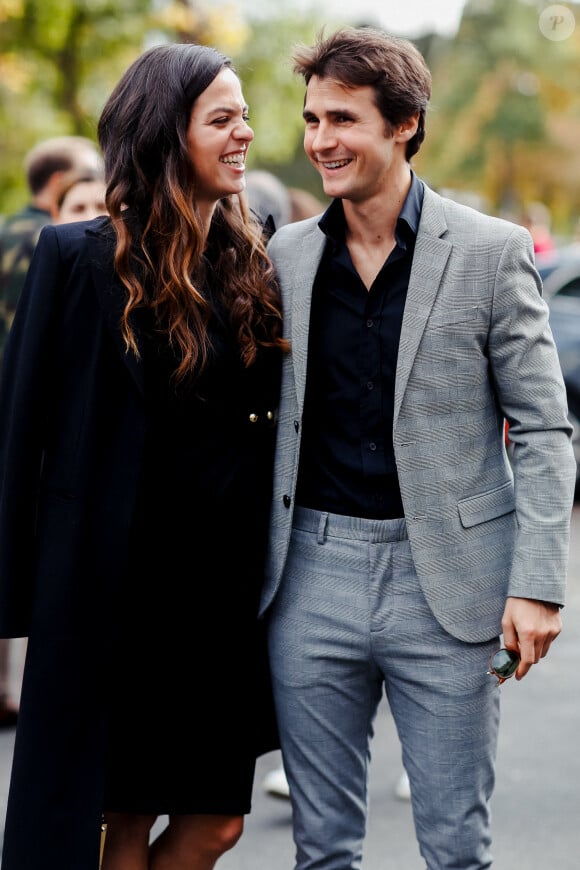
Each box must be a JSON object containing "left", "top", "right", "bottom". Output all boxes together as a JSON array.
[{"left": 302, "top": 76, "right": 408, "bottom": 204}]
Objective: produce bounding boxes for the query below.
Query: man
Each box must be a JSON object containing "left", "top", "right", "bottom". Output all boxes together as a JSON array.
[
  {"left": 245, "top": 169, "right": 292, "bottom": 233},
  {"left": 260, "top": 27, "right": 576, "bottom": 870},
  {"left": 0, "top": 135, "right": 103, "bottom": 727},
  {"left": 0, "top": 135, "right": 104, "bottom": 365}
]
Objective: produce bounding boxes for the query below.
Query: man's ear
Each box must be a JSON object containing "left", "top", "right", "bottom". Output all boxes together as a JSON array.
[{"left": 396, "top": 113, "right": 420, "bottom": 142}]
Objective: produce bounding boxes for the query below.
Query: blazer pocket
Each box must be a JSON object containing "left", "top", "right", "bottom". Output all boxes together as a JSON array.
[
  {"left": 457, "top": 480, "right": 515, "bottom": 528},
  {"left": 428, "top": 306, "right": 479, "bottom": 328}
]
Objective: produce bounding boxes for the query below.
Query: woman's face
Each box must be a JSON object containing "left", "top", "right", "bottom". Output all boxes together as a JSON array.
[{"left": 186, "top": 67, "right": 254, "bottom": 217}]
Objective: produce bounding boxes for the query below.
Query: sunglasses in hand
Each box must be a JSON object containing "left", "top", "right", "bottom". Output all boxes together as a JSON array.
[{"left": 487, "top": 647, "right": 520, "bottom": 686}]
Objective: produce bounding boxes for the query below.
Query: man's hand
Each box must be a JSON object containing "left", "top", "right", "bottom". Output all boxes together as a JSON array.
[{"left": 501, "top": 597, "right": 562, "bottom": 680}]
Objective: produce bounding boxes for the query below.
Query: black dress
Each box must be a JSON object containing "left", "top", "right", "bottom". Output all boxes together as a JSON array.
[{"left": 104, "top": 271, "right": 281, "bottom": 815}]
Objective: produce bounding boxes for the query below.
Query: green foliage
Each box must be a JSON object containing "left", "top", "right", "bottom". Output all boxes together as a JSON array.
[
  {"left": 0, "top": 0, "right": 155, "bottom": 210},
  {"left": 421, "top": 0, "right": 580, "bottom": 226},
  {"left": 0, "top": 0, "right": 323, "bottom": 211},
  {"left": 1, "top": 0, "right": 580, "bottom": 230}
]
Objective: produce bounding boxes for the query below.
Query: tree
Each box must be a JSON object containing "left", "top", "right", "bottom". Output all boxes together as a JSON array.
[
  {"left": 3, "top": 0, "right": 580, "bottom": 231},
  {"left": 420, "top": 0, "right": 580, "bottom": 229},
  {"left": 0, "top": 0, "right": 253, "bottom": 211}
]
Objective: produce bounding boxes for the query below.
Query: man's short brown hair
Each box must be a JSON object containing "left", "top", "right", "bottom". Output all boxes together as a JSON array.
[
  {"left": 24, "top": 136, "right": 103, "bottom": 195},
  {"left": 292, "top": 26, "right": 432, "bottom": 160}
]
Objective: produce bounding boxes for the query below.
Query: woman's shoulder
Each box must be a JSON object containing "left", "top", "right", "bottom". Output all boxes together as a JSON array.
[
  {"left": 37, "top": 215, "right": 115, "bottom": 265},
  {"left": 42, "top": 214, "right": 111, "bottom": 240}
]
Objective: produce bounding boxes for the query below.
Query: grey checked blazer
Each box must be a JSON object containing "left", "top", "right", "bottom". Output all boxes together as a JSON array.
[{"left": 260, "top": 184, "right": 577, "bottom": 642}]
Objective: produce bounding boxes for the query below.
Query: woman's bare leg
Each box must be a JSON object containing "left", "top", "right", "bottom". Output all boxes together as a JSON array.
[
  {"left": 100, "top": 812, "right": 157, "bottom": 870},
  {"left": 149, "top": 814, "right": 244, "bottom": 870}
]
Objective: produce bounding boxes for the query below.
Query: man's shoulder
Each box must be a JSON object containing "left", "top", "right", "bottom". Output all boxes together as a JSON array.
[
  {"left": 0, "top": 206, "right": 50, "bottom": 272},
  {"left": 0, "top": 205, "right": 50, "bottom": 243},
  {"left": 0, "top": 207, "right": 51, "bottom": 316},
  {"left": 424, "top": 185, "right": 524, "bottom": 240},
  {"left": 267, "top": 215, "right": 323, "bottom": 254}
]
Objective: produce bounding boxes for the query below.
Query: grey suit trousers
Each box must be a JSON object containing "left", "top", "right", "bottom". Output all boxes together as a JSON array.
[{"left": 267, "top": 506, "right": 501, "bottom": 870}]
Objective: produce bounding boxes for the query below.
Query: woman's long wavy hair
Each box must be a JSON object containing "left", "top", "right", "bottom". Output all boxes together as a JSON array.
[{"left": 97, "top": 42, "right": 288, "bottom": 381}]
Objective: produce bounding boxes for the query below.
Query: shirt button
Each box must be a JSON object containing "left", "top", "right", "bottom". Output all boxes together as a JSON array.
[
  {"left": 367, "top": 381, "right": 374, "bottom": 391},
  {"left": 369, "top": 442, "right": 377, "bottom": 451},
  {"left": 366, "top": 319, "right": 374, "bottom": 328}
]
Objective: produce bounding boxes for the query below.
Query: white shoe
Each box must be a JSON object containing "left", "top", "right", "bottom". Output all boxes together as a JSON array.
[
  {"left": 394, "top": 769, "right": 411, "bottom": 801},
  {"left": 262, "top": 765, "right": 291, "bottom": 799}
]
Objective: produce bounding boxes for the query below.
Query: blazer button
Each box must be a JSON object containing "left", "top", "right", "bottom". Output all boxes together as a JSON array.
[{"left": 283, "top": 495, "right": 292, "bottom": 508}]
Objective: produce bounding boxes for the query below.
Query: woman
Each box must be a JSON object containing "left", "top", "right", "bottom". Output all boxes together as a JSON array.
[
  {"left": 51, "top": 168, "right": 108, "bottom": 224},
  {"left": 0, "top": 43, "right": 287, "bottom": 870}
]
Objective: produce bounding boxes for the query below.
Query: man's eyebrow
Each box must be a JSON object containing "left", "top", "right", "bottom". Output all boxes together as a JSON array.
[{"left": 303, "top": 108, "right": 354, "bottom": 119}]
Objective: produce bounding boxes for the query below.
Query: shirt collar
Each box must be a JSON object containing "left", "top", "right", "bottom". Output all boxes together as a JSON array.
[{"left": 318, "top": 170, "right": 424, "bottom": 247}]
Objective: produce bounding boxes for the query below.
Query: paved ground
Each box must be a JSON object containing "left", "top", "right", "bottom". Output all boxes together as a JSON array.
[{"left": 2, "top": 508, "right": 580, "bottom": 868}]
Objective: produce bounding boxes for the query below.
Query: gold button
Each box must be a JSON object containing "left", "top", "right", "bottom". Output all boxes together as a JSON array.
[
  {"left": 249, "top": 413, "right": 258, "bottom": 423},
  {"left": 266, "top": 411, "right": 273, "bottom": 420}
]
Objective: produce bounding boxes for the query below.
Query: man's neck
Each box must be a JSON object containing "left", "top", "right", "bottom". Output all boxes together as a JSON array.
[{"left": 343, "top": 165, "right": 412, "bottom": 245}]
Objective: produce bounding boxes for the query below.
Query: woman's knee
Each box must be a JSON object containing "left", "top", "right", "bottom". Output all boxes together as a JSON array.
[
  {"left": 213, "top": 815, "right": 244, "bottom": 853},
  {"left": 190, "top": 814, "right": 244, "bottom": 856},
  {"left": 168, "top": 813, "right": 244, "bottom": 857}
]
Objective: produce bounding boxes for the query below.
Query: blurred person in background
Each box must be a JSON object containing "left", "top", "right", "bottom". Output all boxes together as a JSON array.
[
  {"left": 0, "top": 135, "right": 104, "bottom": 357},
  {"left": 261, "top": 26, "right": 575, "bottom": 870},
  {"left": 245, "top": 169, "right": 292, "bottom": 236},
  {"left": 287, "top": 186, "right": 325, "bottom": 222},
  {"left": 0, "top": 135, "right": 103, "bottom": 732},
  {"left": 521, "top": 201, "right": 556, "bottom": 255},
  {"left": 0, "top": 42, "right": 287, "bottom": 870}
]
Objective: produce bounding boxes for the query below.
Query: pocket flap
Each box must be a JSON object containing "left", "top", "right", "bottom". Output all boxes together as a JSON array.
[{"left": 457, "top": 480, "right": 515, "bottom": 528}]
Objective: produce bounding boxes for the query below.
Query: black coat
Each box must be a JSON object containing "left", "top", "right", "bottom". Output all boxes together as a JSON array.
[{"left": 0, "top": 217, "right": 280, "bottom": 868}]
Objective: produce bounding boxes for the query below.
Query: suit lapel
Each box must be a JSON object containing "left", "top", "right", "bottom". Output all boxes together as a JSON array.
[
  {"left": 394, "top": 187, "right": 452, "bottom": 426},
  {"left": 86, "top": 221, "right": 145, "bottom": 398},
  {"left": 289, "top": 224, "right": 327, "bottom": 415}
]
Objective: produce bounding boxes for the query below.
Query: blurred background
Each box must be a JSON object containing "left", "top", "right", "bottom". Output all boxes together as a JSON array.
[{"left": 1, "top": 0, "right": 580, "bottom": 238}]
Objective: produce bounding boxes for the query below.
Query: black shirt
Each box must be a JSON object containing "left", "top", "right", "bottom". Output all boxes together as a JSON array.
[{"left": 295, "top": 172, "right": 424, "bottom": 519}]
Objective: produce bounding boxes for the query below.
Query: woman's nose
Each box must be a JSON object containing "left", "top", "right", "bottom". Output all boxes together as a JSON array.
[{"left": 235, "top": 120, "right": 254, "bottom": 143}]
